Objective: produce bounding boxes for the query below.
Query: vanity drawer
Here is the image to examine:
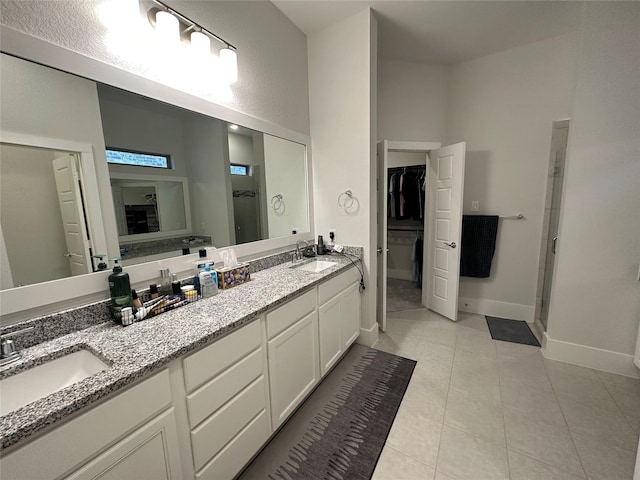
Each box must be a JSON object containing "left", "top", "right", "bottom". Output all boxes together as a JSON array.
[
  {"left": 318, "top": 267, "right": 359, "bottom": 305},
  {"left": 191, "top": 376, "right": 267, "bottom": 471},
  {"left": 183, "top": 320, "right": 261, "bottom": 393},
  {"left": 195, "top": 410, "right": 269, "bottom": 480},
  {"left": 186, "top": 347, "right": 263, "bottom": 428},
  {"left": 266, "top": 289, "right": 316, "bottom": 339}
]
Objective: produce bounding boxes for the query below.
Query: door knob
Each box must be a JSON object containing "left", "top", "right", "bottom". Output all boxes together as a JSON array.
[
  {"left": 443, "top": 241, "right": 456, "bottom": 249},
  {"left": 64, "top": 252, "right": 72, "bottom": 257},
  {"left": 377, "top": 247, "right": 382, "bottom": 254}
]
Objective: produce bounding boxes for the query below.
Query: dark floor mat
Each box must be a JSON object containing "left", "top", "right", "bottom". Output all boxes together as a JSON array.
[{"left": 486, "top": 316, "right": 541, "bottom": 347}]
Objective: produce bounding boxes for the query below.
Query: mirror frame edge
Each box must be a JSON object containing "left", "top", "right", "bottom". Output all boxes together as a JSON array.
[{"left": 0, "top": 26, "right": 315, "bottom": 322}]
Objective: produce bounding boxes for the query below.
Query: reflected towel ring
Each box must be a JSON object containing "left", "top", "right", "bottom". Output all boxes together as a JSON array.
[
  {"left": 270, "top": 194, "right": 284, "bottom": 212},
  {"left": 337, "top": 189, "right": 354, "bottom": 210}
]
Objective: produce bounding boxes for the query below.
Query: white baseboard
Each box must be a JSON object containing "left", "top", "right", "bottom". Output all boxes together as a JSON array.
[
  {"left": 542, "top": 332, "right": 640, "bottom": 378},
  {"left": 458, "top": 297, "right": 534, "bottom": 323},
  {"left": 357, "top": 323, "right": 379, "bottom": 348},
  {"left": 387, "top": 269, "right": 413, "bottom": 281}
]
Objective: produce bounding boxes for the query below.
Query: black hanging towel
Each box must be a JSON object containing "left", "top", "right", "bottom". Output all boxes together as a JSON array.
[{"left": 460, "top": 215, "right": 499, "bottom": 278}]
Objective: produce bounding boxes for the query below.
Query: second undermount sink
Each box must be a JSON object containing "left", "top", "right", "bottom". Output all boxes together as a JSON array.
[
  {"left": 0, "top": 349, "right": 109, "bottom": 416},
  {"left": 293, "top": 260, "right": 336, "bottom": 273}
]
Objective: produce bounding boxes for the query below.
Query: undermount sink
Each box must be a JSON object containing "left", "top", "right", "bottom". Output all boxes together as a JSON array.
[
  {"left": 293, "top": 259, "right": 336, "bottom": 273},
  {"left": 0, "top": 349, "right": 109, "bottom": 416}
]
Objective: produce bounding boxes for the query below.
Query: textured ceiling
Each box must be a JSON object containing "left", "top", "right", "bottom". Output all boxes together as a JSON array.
[{"left": 272, "top": 0, "right": 584, "bottom": 65}]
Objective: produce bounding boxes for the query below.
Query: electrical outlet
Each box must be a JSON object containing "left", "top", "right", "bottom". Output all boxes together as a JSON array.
[{"left": 471, "top": 201, "right": 479, "bottom": 212}]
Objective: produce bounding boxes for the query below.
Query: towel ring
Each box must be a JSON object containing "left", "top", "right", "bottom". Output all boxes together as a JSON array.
[
  {"left": 338, "top": 190, "right": 354, "bottom": 210},
  {"left": 271, "top": 194, "right": 283, "bottom": 208}
]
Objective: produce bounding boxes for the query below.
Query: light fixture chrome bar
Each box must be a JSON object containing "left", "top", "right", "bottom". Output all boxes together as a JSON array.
[{"left": 149, "top": 0, "right": 237, "bottom": 50}]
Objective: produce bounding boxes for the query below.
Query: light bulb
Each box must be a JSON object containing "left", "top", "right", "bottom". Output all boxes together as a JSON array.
[
  {"left": 219, "top": 47, "right": 238, "bottom": 84},
  {"left": 155, "top": 10, "right": 179, "bottom": 44},
  {"left": 190, "top": 31, "right": 211, "bottom": 57}
]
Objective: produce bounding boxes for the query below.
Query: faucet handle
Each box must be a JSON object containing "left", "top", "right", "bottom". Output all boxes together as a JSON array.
[{"left": 1, "top": 338, "right": 17, "bottom": 357}]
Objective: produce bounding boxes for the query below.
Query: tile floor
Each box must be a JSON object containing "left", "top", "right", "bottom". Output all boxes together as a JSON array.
[{"left": 372, "top": 308, "right": 640, "bottom": 480}]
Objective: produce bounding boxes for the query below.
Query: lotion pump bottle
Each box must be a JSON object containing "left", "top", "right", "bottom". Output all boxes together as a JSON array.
[
  {"left": 108, "top": 259, "right": 132, "bottom": 308},
  {"left": 200, "top": 265, "right": 217, "bottom": 298}
]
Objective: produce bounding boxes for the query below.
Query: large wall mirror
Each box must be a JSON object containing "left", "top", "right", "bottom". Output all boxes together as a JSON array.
[{"left": 0, "top": 46, "right": 311, "bottom": 311}]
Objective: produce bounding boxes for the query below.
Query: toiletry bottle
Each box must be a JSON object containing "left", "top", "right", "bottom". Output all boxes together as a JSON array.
[
  {"left": 108, "top": 259, "right": 132, "bottom": 308},
  {"left": 317, "top": 235, "right": 324, "bottom": 255},
  {"left": 131, "top": 289, "right": 142, "bottom": 309},
  {"left": 200, "top": 265, "right": 218, "bottom": 298},
  {"left": 159, "top": 268, "right": 172, "bottom": 295},
  {"left": 149, "top": 284, "right": 159, "bottom": 299},
  {"left": 171, "top": 274, "right": 182, "bottom": 295}
]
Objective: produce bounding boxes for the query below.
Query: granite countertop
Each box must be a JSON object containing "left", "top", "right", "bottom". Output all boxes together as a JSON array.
[{"left": 0, "top": 253, "right": 361, "bottom": 450}]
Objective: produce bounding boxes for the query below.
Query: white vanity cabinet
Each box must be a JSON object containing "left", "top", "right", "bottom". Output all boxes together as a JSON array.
[
  {"left": 318, "top": 269, "right": 361, "bottom": 376},
  {"left": 266, "top": 289, "right": 319, "bottom": 429},
  {"left": 1, "top": 370, "right": 182, "bottom": 480},
  {"left": 181, "top": 320, "right": 270, "bottom": 480}
]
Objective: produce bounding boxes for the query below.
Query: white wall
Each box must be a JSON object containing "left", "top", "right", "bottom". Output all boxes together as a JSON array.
[
  {"left": 0, "top": 53, "right": 118, "bottom": 259},
  {"left": 0, "top": 144, "right": 71, "bottom": 286},
  {"left": 446, "top": 33, "right": 579, "bottom": 321},
  {"left": 183, "top": 116, "right": 235, "bottom": 247},
  {"left": 309, "top": 9, "right": 378, "bottom": 345},
  {"left": 0, "top": 0, "right": 309, "bottom": 137},
  {"left": 263, "top": 135, "right": 308, "bottom": 239},
  {"left": 544, "top": 2, "right": 640, "bottom": 376},
  {"left": 378, "top": 59, "right": 449, "bottom": 142}
]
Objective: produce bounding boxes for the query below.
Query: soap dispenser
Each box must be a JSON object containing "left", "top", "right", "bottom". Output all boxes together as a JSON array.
[{"left": 108, "top": 258, "right": 132, "bottom": 309}]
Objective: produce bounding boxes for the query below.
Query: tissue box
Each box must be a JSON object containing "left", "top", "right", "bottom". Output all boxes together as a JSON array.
[{"left": 216, "top": 263, "right": 251, "bottom": 290}]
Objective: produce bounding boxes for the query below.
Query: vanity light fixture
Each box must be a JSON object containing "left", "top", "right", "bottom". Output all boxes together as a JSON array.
[
  {"left": 147, "top": 0, "right": 238, "bottom": 83},
  {"left": 229, "top": 124, "right": 239, "bottom": 130}
]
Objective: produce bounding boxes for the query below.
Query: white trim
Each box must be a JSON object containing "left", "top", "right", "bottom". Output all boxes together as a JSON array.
[
  {"left": 387, "top": 141, "right": 441, "bottom": 153},
  {"left": 543, "top": 332, "right": 640, "bottom": 378},
  {"left": 458, "top": 296, "right": 534, "bottom": 322},
  {"left": 356, "top": 323, "right": 379, "bottom": 348},
  {"left": 111, "top": 173, "right": 192, "bottom": 243}
]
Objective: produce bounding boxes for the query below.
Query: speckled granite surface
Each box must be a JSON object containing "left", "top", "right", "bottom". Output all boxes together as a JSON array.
[{"left": 0, "top": 249, "right": 363, "bottom": 451}]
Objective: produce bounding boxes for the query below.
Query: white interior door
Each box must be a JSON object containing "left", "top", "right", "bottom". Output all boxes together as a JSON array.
[
  {"left": 376, "top": 140, "right": 389, "bottom": 332},
  {"left": 52, "top": 154, "right": 91, "bottom": 276},
  {"left": 423, "top": 142, "right": 466, "bottom": 321}
]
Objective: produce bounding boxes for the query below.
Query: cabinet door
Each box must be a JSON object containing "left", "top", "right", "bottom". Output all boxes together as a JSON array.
[
  {"left": 66, "top": 408, "right": 182, "bottom": 480},
  {"left": 341, "top": 282, "right": 361, "bottom": 350},
  {"left": 268, "top": 310, "right": 319, "bottom": 429},
  {"left": 318, "top": 295, "right": 343, "bottom": 376}
]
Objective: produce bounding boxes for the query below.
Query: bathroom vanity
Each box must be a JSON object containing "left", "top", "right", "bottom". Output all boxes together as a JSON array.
[{"left": 0, "top": 253, "right": 362, "bottom": 480}]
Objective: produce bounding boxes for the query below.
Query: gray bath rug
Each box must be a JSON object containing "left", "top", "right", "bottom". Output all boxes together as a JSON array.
[
  {"left": 238, "top": 344, "right": 416, "bottom": 480},
  {"left": 486, "top": 316, "right": 541, "bottom": 347}
]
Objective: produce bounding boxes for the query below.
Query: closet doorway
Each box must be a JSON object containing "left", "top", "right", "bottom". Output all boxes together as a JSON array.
[{"left": 376, "top": 141, "right": 466, "bottom": 332}]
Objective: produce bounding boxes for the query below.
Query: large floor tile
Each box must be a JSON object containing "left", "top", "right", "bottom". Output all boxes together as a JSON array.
[
  {"left": 500, "top": 381, "right": 566, "bottom": 428},
  {"left": 421, "top": 322, "right": 459, "bottom": 348},
  {"left": 508, "top": 451, "right": 585, "bottom": 480},
  {"left": 503, "top": 408, "right": 585, "bottom": 478},
  {"left": 386, "top": 407, "right": 442, "bottom": 468},
  {"left": 412, "top": 358, "right": 453, "bottom": 387},
  {"left": 545, "top": 362, "right": 619, "bottom": 411},
  {"left": 401, "top": 376, "right": 448, "bottom": 423},
  {"left": 452, "top": 347, "right": 499, "bottom": 379},
  {"left": 572, "top": 431, "right": 637, "bottom": 480},
  {"left": 436, "top": 425, "right": 509, "bottom": 480},
  {"left": 603, "top": 381, "right": 640, "bottom": 434},
  {"left": 449, "top": 367, "right": 501, "bottom": 406},
  {"left": 455, "top": 330, "right": 497, "bottom": 357},
  {"left": 443, "top": 391, "right": 506, "bottom": 446},
  {"left": 385, "top": 317, "right": 428, "bottom": 339},
  {"left": 372, "top": 446, "right": 435, "bottom": 480},
  {"left": 414, "top": 338, "right": 456, "bottom": 366},
  {"left": 557, "top": 394, "right": 639, "bottom": 451}
]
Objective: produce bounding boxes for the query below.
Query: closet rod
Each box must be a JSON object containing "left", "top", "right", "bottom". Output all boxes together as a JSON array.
[{"left": 499, "top": 213, "right": 524, "bottom": 219}]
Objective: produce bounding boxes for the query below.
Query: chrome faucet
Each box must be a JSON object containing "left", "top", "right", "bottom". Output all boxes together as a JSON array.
[
  {"left": 293, "top": 240, "right": 309, "bottom": 263},
  {"left": 1, "top": 327, "right": 34, "bottom": 367}
]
